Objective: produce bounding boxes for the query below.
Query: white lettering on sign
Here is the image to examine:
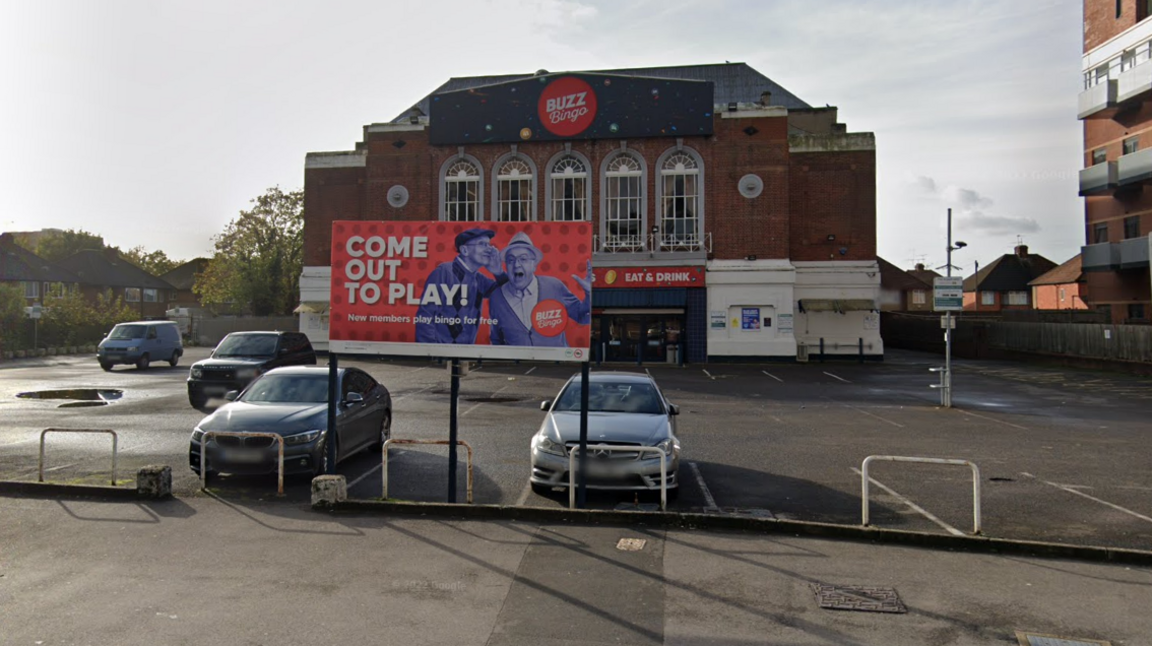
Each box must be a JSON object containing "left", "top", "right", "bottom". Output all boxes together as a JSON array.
[
  {"left": 546, "top": 92, "right": 590, "bottom": 125},
  {"left": 534, "top": 308, "right": 564, "bottom": 330}
]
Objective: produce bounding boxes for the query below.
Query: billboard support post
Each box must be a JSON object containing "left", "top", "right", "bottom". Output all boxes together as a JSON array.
[
  {"left": 448, "top": 358, "right": 460, "bottom": 503},
  {"left": 577, "top": 360, "right": 590, "bottom": 508},
  {"left": 326, "top": 353, "right": 338, "bottom": 474}
]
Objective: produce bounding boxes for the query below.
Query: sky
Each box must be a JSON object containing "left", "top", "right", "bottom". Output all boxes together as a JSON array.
[{"left": 0, "top": 0, "right": 1084, "bottom": 276}]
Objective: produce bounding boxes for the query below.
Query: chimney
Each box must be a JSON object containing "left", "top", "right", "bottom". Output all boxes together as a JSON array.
[
  {"left": 759, "top": 91, "right": 772, "bottom": 106},
  {"left": 914, "top": 263, "right": 925, "bottom": 271},
  {"left": 1015, "top": 244, "right": 1029, "bottom": 257}
]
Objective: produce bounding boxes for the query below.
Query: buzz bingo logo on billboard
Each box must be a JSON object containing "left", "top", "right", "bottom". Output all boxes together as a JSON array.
[{"left": 538, "top": 76, "right": 598, "bottom": 137}]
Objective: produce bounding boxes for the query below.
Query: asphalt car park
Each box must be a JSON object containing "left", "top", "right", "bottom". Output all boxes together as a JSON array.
[{"left": 1, "top": 348, "right": 1150, "bottom": 551}]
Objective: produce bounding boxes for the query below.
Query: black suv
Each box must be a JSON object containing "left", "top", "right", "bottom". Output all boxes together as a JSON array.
[{"left": 187, "top": 331, "right": 317, "bottom": 408}]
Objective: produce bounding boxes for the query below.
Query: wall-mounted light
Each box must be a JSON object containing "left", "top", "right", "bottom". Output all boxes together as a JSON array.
[
  {"left": 745, "top": 255, "right": 757, "bottom": 261},
  {"left": 651, "top": 225, "right": 659, "bottom": 234},
  {"left": 826, "top": 234, "right": 836, "bottom": 242},
  {"left": 727, "top": 102, "right": 738, "bottom": 112}
]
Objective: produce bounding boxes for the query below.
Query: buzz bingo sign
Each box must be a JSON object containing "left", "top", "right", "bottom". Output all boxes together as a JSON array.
[{"left": 329, "top": 221, "right": 593, "bottom": 362}]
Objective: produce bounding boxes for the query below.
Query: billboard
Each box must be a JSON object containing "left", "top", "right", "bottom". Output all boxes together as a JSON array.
[
  {"left": 429, "top": 73, "right": 714, "bottom": 145},
  {"left": 329, "top": 221, "right": 593, "bottom": 362}
]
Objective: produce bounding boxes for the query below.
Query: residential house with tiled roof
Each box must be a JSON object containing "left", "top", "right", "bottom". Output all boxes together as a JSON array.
[
  {"left": 963, "top": 245, "right": 1057, "bottom": 312},
  {"left": 877, "top": 257, "right": 932, "bottom": 311},
  {"left": 1029, "top": 254, "right": 1089, "bottom": 311},
  {"left": 0, "top": 233, "right": 81, "bottom": 305},
  {"left": 56, "top": 249, "right": 177, "bottom": 319}
]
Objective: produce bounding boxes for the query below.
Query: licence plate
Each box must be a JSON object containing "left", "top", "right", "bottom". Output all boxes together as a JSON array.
[
  {"left": 204, "top": 386, "right": 227, "bottom": 395},
  {"left": 223, "top": 449, "right": 264, "bottom": 463},
  {"left": 105, "top": 354, "right": 122, "bottom": 360}
]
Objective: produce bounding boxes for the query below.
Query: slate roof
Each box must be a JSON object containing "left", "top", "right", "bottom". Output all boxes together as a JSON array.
[
  {"left": 392, "top": 62, "right": 811, "bottom": 123},
  {"left": 55, "top": 249, "right": 176, "bottom": 290},
  {"left": 1029, "top": 254, "right": 1084, "bottom": 287},
  {"left": 907, "top": 265, "right": 942, "bottom": 285},
  {"left": 878, "top": 257, "right": 931, "bottom": 292},
  {"left": 0, "top": 233, "right": 82, "bottom": 283},
  {"left": 963, "top": 250, "right": 1057, "bottom": 292},
  {"left": 160, "top": 258, "right": 209, "bottom": 291}
]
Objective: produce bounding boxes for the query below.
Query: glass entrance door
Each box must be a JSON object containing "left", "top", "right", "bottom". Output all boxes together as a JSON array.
[{"left": 594, "top": 313, "right": 685, "bottom": 364}]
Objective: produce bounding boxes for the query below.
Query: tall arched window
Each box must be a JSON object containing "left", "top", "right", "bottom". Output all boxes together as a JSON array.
[
  {"left": 601, "top": 152, "right": 645, "bottom": 250},
  {"left": 657, "top": 149, "right": 702, "bottom": 249},
  {"left": 495, "top": 157, "right": 534, "bottom": 221},
  {"left": 549, "top": 155, "right": 588, "bottom": 221},
  {"left": 441, "top": 158, "right": 481, "bottom": 221}
]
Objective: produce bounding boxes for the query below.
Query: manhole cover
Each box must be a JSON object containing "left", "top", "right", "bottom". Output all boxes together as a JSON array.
[
  {"left": 17, "top": 389, "right": 123, "bottom": 408},
  {"left": 1014, "top": 633, "right": 1111, "bottom": 646},
  {"left": 616, "top": 538, "right": 646, "bottom": 551},
  {"left": 813, "top": 584, "right": 906, "bottom": 614}
]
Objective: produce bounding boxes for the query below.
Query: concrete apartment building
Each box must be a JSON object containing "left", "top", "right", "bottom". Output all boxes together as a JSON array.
[
  {"left": 1079, "top": 0, "right": 1152, "bottom": 323},
  {"left": 299, "top": 63, "right": 881, "bottom": 361}
]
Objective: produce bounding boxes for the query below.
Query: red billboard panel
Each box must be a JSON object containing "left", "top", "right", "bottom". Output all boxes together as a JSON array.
[
  {"left": 593, "top": 266, "right": 705, "bottom": 289},
  {"left": 329, "top": 221, "right": 593, "bottom": 362}
]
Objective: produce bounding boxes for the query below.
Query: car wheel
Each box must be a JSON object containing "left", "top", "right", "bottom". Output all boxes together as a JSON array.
[
  {"left": 189, "top": 393, "right": 207, "bottom": 409},
  {"left": 136, "top": 354, "right": 150, "bottom": 370},
  {"left": 371, "top": 410, "right": 392, "bottom": 451},
  {"left": 312, "top": 439, "right": 334, "bottom": 477},
  {"left": 99, "top": 361, "right": 113, "bottom": 372},
  {"left": 169, "top": 350, "right": 180, "bottom": 367},
  {"left": 530, "top": 482, "right": 553, "bottom": 496}
]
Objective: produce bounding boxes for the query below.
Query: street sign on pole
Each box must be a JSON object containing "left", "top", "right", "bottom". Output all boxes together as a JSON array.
[{"left": 933, "top": 277, "right": 963, "bottom": 312}]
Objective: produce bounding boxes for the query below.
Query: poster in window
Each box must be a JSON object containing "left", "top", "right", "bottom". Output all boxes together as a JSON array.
[{"left": 741, "top": 308, "right": 760, "bottom": 330}]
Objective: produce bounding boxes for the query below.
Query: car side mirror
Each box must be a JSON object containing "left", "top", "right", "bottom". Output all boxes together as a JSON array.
[
  {"left": 224, "top": 390, "right": 239, "bottom": 402},
  {"left": 540, "top": 400, "right": 553, "bottom": 411},
  {"left": 343, "top": 392, "right": 364, "bottom": 407},
  {"left": 668, "top": 403, "right": 680, "bottom": 416}
]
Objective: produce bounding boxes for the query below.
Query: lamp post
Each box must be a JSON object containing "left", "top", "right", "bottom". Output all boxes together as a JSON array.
[{"left": 944, "top": 208, "right": 967, "bottom": 408}]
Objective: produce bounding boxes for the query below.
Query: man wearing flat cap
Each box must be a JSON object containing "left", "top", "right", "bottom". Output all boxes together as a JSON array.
[
  {"left": 415, "top": 227, "right": 507, "bottom": 344},
  {"left": 489, "top": 231, "right": 592, "bottom": 347}
]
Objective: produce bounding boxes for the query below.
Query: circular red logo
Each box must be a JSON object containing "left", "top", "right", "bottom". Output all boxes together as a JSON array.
[
  {"left": 531, "top": 299, "right": 569, "bottom": 337},
  {"left": 538, "top": 77, "right": 597, "bottom": 137}
]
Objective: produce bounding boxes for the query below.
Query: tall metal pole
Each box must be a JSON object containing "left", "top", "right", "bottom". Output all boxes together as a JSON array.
[
  {"left": 945, "top": 208, "right": 954, "bottom": 408},
  {"left": 326, "top": 352, "right": 339, "bottom": 473},
  {"left": 577, "top": 361, "right": 590, "bottom": 508},
  {"left": 448, "top": 358, "right": 460, "bottom": 503}
]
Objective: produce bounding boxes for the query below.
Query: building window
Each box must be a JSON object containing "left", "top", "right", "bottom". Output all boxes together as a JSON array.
[
  {"left": 125, "top": 288, "right": 141, "bottom": 303},
  {"left": 911, "top": 290, "right": 926, "bottom": 305},
  {"left": 981, "top": 291, "right": 996, "bottom": 306},
  {"left": 1124, "top": 215, "right": 1141, "bottom": 239},
  {"left": 1092, "top": 148, "right": 1107, "bottom": 165},
  {"left": 1123, "top": 137, "right": 1139, "bottom": 155},
  {"left": 602, "top": 152, "right": 645, "bottom": 250},
  {"left": 22, "top": 281, "right": 39, "bottom": 299},
  {"left": 548, "top": 155, "right": 588, "bottom": 221},
  {"left": 1140, "top": 0, "right": 1152, "bottom": 21},
  {"left": 1118, "top": 0, "right": 1123, "bottom": 19},
  {"left": 44, "top": 282, "right": 67, "bottom": 299},
  {"left": 1007, "top": 291, "right": 1029, "bottom": 306},
  {"left": 1093, "top": 222, "right": 1109, "bottom": 244},
  {"left": 657, "top": 149, "right": 703, "bottom": 249},
  {"left": 1059, "top": 287, "right": 1066, "bottom": 302},
  {"left": 1129, "top": 303, "right": 1147, "bottom": 321},
  {"left": 495, "top": 156, "right": 535, "bottom": 222},
  {"left": 441, "top": 158, "right": 482, "bottom": 222},
  {"left": 1122, "top": 49, "right": 1137, "bottom": 71},
  {"left": 169, "top": 291, "right": 177, "bottom": 302},
  {"left": 144, "top": 288, "right": 158, "bottom": 303}
]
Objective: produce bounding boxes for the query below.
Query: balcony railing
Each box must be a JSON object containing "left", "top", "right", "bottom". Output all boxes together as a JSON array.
[
  {"left": 1118, "top": 59, "right": 1152, "bottom": 104},
  {"left": 1078, "top": 79, "right": 1117, "bottom": 119},
  {"left": 594, "top": 232, "right": 711, "bottom": 254},
  {"left": 1118, "top": 148, "right": 1152, "bottom": 186},
  {"left": 1120, "top": 235, "right": 1151, "bottom": 269},
  {"left": 1079, "top": 161, "right": 1118, "bottom": 196},
  {"left": 1081, "top": 242, "right": 1121, "bottom": 272}
]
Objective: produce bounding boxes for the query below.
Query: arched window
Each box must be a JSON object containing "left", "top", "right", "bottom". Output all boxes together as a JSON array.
[
  {"left": 549, "top": 155, "right": 588, "bottom": 221},
  {"left": 657, "top": 149, "right": 702, "bottom": 249},
  {"left": 495, "top": 157, "right": 535, "bottom": 222},
  {"left": 601, "top": 152, "right": 645, "bottom": 250},
  {"left": 441, "top": 158, "right": 481, "bottom": 221}
]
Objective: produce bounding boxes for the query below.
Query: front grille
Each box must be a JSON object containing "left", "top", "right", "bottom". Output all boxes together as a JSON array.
[
  {"left": 565, "top": 441, "right": 642, "bottom": 460},
  {"left": 212, "top": 435, "right": 275, "bottom": 448},
  {"left": 198, "top": 366, "right": 237, "bottom": 381}
]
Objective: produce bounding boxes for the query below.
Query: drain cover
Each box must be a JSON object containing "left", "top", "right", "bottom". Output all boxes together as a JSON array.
[
  {"left": 616, "top": 538, "right": 646, "bottom": 551},
  {"left": 813, "top": 584, "right": 906, "bottom": 614},
  {"left": 1015, "top": 633, "right": 1111, "bottom": 646}
]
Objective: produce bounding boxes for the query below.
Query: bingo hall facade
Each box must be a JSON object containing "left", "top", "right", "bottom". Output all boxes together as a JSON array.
[{"left": 299, "top": 63, "right": 882, "bottom": 362}]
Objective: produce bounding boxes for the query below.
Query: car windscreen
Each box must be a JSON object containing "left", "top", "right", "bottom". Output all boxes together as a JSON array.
[
  {"left": 553, "top": 381, "right": 664, "bottom": 414},
  {"left": 213, "top": 334, "right": 277, "bottom": 358},
  {"left": 240, "top": 375, "right": 328, "bottom": 403},
  {"left": 108, "top": 325, "right": 145, "bottom": 340}
]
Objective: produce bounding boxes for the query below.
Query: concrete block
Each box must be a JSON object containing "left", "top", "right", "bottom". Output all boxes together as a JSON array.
[
  {"left": 311, "top": 475, "right": 347, "bottom": 506},
  {"left": 136, "top": 465, "right": 172, "bottom": 499}
]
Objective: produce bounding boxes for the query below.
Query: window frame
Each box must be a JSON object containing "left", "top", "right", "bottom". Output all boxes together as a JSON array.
[
  {"left": 1092, "top": 148, "right": 1107, "bottom": 166},
  {"left": 1093, "top": 222, "right": 1109, "bottom": 244},
  {"left": 491, "top": 153, "right": 537, "bottom": 222},
  {"left": 911, "top": 290, "right": 926, "bottom": 305},
  {"left": 22, "top": 281, "right": 39, "bottom": 299},
  {"left": 1124, "top": 215, "right": 1141, "bottom": 239},
  {"left": 125, "top": 287, "right": 141, "bottom": 303},
  {"left": 439, "top": 154, "right": 484, "bottom": 222},
  {"left": 1123, "top": 137, "right": 1140, "bottom": 155},
  {"left": 655, "top": 146, "right": 705, "bottom": 250},
  {"left": 544, "top": 150, "right": 591, "bottom": 222},
  {"left": 599, "top": 149, "right": 648, "bottom": 251},
  {"left": 980, "top": 291, "right": 996, "bottom": 306},
  {"left": 1006, "top": 291, "right": 1029, "bottom": 306}
]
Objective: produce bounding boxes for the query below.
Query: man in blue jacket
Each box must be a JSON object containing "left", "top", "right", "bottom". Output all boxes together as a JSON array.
[
  {"left": 489, "top": 231, "right": 591, "bottom": 347},
  {"left": 415, "top": 228, "right": 507, "bottom": 344}
]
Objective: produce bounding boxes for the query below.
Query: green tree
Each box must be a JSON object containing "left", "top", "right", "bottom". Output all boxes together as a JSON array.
[
  {"left": 38, "top": 289, "right": 137, "bottom": 347},
  {"left": 195, "top": 186, "right": 303, "bottom": 316},
  {"left": 122, "top": 246, "right": 179, "bottom": 276},
  {"left": 0, "top": 284, "right": 27, "bottom": 352},
  {"left": 35, "top": 229, "right": 106, "bottom": 262}
]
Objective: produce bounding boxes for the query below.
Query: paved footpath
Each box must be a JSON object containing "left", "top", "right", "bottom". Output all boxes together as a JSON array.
[{"left": 1, "top": 495, "right": 1148, "bottom": 646}]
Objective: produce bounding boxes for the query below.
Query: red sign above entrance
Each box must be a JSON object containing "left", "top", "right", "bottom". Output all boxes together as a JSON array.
[{"left": 593, "top": 266, "right": 704, "bottom": 289}]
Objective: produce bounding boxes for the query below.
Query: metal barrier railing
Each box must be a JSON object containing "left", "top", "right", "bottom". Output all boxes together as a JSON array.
[
  {"left": 567, "top": 445, "right": 668, "bottom": 511},
  {"left": 39, "top": 428, "right": 118, "bottom": 485},
  {"left": 382, "top": 439, "right": 473, "bottom": 504},
  {"left": 200, "top": 432, "right": 285, "bottom": 496},
  {"left": 861, "top": 455, "right": 981, "bottom": 535}
]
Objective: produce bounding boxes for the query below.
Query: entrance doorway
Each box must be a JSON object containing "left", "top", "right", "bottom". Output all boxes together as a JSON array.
[{"left": 593, "top": 311, "right": 685, "bottom": 364}]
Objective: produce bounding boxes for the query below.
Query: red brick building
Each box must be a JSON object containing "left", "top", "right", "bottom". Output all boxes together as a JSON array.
[
  {"left": 1030, "top": 254, "right": 1089, "bottom": 310},
  {"left": 1079, "top": 0, "right": 1152, "bottom": 323},
  {"left": 300, "top": 63, "right": 880, "bottom": 360}
]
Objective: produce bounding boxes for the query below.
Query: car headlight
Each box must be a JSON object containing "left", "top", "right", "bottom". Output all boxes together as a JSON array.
[
  {"left": 192, "top": 427, "right": 204, "bottom": 442},
  {"left": 190, "top": 366, "right": 202, "bottom": 379},
  {"left": 237, "top": 367, "right": 260, "bottom": 380},
  {"left": 654, "top": 438, "right": 677, "bottom": 457},
  {"left": 126, "top": 346, "right": 139, "bottom": 352},
  {"left": 535, "top": 435, "right": 567, "bottom": 456},
  {"left": 284, "top": 429, "right": 321, "bottom": 446}
]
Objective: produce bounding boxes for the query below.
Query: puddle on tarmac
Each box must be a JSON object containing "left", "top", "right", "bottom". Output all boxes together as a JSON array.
[{"left": 16, "top": 389, "right": 124, "bottom": 408}]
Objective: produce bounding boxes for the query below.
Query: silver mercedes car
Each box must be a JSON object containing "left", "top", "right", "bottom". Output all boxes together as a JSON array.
[{"left": 530, "top": 372, "right": 680, "bottom": 496}]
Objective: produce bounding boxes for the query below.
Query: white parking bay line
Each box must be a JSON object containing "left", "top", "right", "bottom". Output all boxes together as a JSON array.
[
  {"left": 1021, "top": 472, "right": 1152, "bottom": 524},
  {"left": 689, "top": 462, "right": 720, "bottom": 512},
  {"left": 828, "top": 399, "right": 904, "bottom": 429},
  {"left": 851, "top": 467, "right": 964, "bottom": 536},
  {"left": 761, "top": 370, "right": 783, "bottom": 383},
  {"left": 957, "top": 409, "right": 1028, "bottom": 431},
  {"left": 514, "top": 481, "right": 534, "bottom": 506},
  {"left": 462, "top": 384, "right": 510, "bottom": 417},
  {"left": 347, "top": 461, "right": 384, "bottom": 491},
  {"left": 702, "top": 369, "right": 715, "bottom": 380},
  {"left": 524, "top": 367, "right": 536, "bottom": 375},
  {"left": 823, "top": 371, "right": 851, "bottom": 383}
]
